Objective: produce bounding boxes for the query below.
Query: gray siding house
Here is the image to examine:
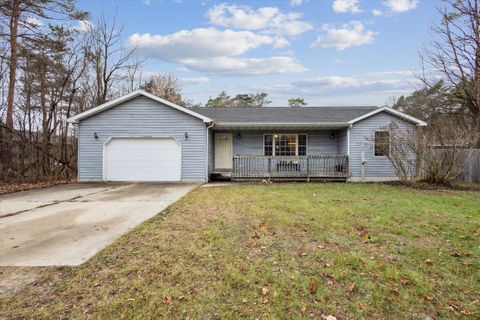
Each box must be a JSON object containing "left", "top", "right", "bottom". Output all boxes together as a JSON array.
[{"left": 67, "top": 90, "right": 426, "bottom": 182}]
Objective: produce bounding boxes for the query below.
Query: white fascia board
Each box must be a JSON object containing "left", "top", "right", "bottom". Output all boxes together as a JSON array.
[
  {"left": 67, "top": 90, "right": 213, "bottom": 124},
  {"left": 348, "top": 107, "right": 427, "bottom": 126}
]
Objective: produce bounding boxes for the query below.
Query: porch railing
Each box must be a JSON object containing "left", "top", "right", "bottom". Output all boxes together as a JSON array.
[{"left": 231, "top": 155, "right": 349, "bottom": 180}]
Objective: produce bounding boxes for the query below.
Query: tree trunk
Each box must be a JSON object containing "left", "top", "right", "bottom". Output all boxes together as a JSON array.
[
  {"left": 474, "top": 0, "right": 480, "bottom": 145},
  {"left": 2, "top": 0, "right": 20, "bottom": 179}
]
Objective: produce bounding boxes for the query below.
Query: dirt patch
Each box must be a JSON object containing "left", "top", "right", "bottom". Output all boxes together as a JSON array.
[{"left": 0, "top": 267, "right": 45, "bottom": 297}]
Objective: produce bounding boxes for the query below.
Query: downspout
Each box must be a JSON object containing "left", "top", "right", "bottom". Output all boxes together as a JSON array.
[
  {"left": 347, "top": 125, "right": 351, "bottom": 181},
  {"left": 74, "top": 122, "right": 80, "bottom": 182},
  {"left": 205, "top": 121, "right": 215, "bottom": 182}
]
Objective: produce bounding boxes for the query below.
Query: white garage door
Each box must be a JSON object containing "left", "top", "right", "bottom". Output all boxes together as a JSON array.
[{"left": 104, "top": 137, "right": 181, "bottom": 181}]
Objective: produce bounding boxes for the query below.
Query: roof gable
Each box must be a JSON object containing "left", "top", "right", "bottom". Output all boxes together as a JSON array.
[
  {"left": 348, "top": 107, "right": 427, "bottom": 126},
  {"left": 67, "top": 90, "right": 213, "bottom": 124}
]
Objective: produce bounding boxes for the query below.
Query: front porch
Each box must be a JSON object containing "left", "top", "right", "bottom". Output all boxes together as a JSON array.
[
  {"left": 209, "top": 129, "right": 350, "bottom": 181},
  {"left": 231, "top": 155, "right": 349, "bottom": 181}
]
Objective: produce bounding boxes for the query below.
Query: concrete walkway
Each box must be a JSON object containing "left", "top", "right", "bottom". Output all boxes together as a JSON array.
[{"left": 0, "top": 183, "right": 196, "bottom": 266}]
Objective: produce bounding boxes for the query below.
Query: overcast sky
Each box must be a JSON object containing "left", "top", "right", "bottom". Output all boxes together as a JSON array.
[{"left": 77, "top": 0, "right": 438, "bottom": 106}]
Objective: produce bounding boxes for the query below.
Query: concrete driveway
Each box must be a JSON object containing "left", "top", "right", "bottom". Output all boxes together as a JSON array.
[{"left": 0, "top": 183, "right": 197, "bottom": 266}]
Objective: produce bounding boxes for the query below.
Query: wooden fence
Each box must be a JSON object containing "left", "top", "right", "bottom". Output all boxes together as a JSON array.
[
  {"left": 454, "top": 149, "right": 480, "bottom": 183},
  {"left": 417, "top": 148, "right": 480, "bottom": 183}
]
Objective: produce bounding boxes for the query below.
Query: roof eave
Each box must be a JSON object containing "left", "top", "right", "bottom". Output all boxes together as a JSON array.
[{"left": 212, "top": 122, "right": 351, "bottom": 129}]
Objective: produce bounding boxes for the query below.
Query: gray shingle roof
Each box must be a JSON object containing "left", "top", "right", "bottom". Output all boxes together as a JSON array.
[{"left": 189, "top": 106, "right": 379, "bottom": 124}]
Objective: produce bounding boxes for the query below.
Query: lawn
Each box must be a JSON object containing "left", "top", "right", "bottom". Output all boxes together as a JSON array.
[{"left": 1, "top": 183, "right": 479, "bottom": 319}]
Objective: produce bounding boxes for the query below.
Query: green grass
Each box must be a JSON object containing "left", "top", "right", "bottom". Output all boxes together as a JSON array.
[{"left": 1, "top": 183, "right": 479, "bottom": 319}]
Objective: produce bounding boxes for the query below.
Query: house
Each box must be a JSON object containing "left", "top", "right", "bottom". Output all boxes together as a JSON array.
[{"left": 67, "top": 90, "right": 427, "bottom": 182}]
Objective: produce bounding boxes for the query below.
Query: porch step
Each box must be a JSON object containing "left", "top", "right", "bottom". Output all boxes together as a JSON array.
[{"left": 210, "top": 171, "right": 232, "bottom": 181}]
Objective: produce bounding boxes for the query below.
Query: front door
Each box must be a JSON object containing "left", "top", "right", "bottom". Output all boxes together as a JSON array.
[{"left": 215, "top": 133, "right": 233, "bottom": 170}]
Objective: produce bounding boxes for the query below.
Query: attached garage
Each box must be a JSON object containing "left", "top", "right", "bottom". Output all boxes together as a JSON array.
[
  {"left": 104, "top": 137, "right": 181, "bottom": 182},
  {"left": 67, "top": 90, "right": 213, "bottom": 182}
]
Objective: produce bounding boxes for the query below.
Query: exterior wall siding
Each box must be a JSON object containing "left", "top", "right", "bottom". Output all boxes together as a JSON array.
[
  {"left": 208, "top": 127, "right": 214, "bottom": 172},
  {"left": 78, "top": 96, "right": 206, "bottom": 181},
  {"left": 348, "top": 111, "right": 415, "bottom": 178},
  {"left": 337, "top": 129, "right": 348, "bottom": 155},
  {"left": 233, "top": 130, "right": 339, "bottom": 156}
]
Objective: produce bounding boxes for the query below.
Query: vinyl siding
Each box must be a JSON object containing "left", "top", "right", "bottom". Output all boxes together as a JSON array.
[
  {"left": 78, "top": 96, "right": 206, "bottom": 181},
  {"left": 210, "top": 130, "right": 340, "bottom": 171},
  {"left": 348, "top": 111, "right": 415, "bottom": 178},
  {"left": 208, "top": 127, "right": 214, "bottom": 172},
  {"left": 337, "top": 129, "right": 348, "bottom": 155}
]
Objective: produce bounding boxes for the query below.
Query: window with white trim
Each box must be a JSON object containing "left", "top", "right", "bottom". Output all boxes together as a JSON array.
[
  {"left": 374, "top": 131, "right": 390, "bottom": 156},
  {"left": 264, "top": 134, "right": 307, "bottom": 156}
]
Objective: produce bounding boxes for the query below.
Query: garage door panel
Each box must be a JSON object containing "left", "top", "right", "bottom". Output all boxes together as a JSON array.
[{"left": 105, "top": 138, "right": 181, "bottom": 181}]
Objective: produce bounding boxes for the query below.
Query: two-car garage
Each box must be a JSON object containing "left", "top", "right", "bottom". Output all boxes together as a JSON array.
[{"left": 103, "top": 137, "right": 181, "bottom": 182}]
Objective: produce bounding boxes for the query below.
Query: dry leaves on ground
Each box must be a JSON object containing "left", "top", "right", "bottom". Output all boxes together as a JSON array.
[
  {"left": 308, "top": 278, "right": 317, "bottom": 294},
  {"left": 0, "top": 181, "right": 71, "bottom": 195}
]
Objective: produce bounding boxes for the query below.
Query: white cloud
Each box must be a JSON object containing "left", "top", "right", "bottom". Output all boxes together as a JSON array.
[
  {"left": 290, "top": 0, "right": 303, "bottom": 6},
  {"left": 181, "top": 56, "right": 307, "bottom": 76},
  {"left": 129, "top": 28, "right": 281, "bottom": 61},
  {"left": 294, "top": 76, "right": 359, "bottom": 88},
  {"left": 364, "top": 70, "right": 415, "bottom": 78},
  {"left": 207, "top": 3, "right": 313, "bottom": 36},
  {"left": 75, "top": 20, "right": 93, "bottom": 32},
  {"left": 372, "top": 9, "right": 383, "bottom": 16},
  {"left": 229, "top": 70, "right": 420, "bottom": 105},
  {"left": 310, "top": 21, "right": 376, "bottom": 51},
  {"left": 142, "top": 0, "right": 151, "bottom": 5},
  {"left": 332, "top": 0, "right": 362, "bottom": 13},
  {"left": 384, "top": 0, "right": 418, "bottom": 13},
  {"left": 291, "top": 70, "right": 420, "bottom": 95},
  {"left": 178, "top": 77, "right": 210, "bottom": 86},
  {"left": 272, "top": 37, "right": 290, "bottom": 48},
  {"left": 129, "top": 28, "right": 305, "bottom": 76}
]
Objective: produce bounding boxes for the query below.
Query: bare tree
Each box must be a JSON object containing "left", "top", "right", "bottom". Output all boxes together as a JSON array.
[
  {"left": 0, "top": 0, "right": 86, "bottom": 179},
  {"left": 422, "top": 0, "right": 480, "bottom": 129},
  {"left": 375, "top": 123, "right": 417, "bottom": 182},
  {"left": 9, "top": 23, "right": 92, "bottom": 180},
  {"left": 0, "top": 3, "right": 153, "bottom": 182},
  {"left": 381, "top": 118, "right": 476, "bottom": 184},
  {"left": 124, "top": 52, "right": 144, "bottom": 93},
  {"left": 140, "top": 73, "right": 184, "bottom": 105},
  {"left": 89, "top": 11, "right": 137, "bottom": 106}
]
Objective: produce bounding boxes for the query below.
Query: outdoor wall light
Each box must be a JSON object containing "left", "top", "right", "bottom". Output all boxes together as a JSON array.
[
  {"left": 94, "top": 132, "right": 98, "bottom": 139},
  {"left": 237, "top": 132, "right": 242, "bottom": 139},
  {"left": 185, "top": 132, "right": 189, "bottom": 139},
  {"left": 329, "top": 131, "right": 336, "bottom": 139}
]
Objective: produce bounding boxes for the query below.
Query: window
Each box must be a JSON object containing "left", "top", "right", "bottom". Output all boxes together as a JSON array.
[
  {"left": 264, "top": 134, "right": 273, "bottom": 156},
  {"left": 298, "top": 135, "right": 307, "bottom": 156},
  {"left": 374, "top": 131, "right": 390, "bottom": 156},
  {"left": 264, "top": 134, "right": 307, "bottom": 156}
]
